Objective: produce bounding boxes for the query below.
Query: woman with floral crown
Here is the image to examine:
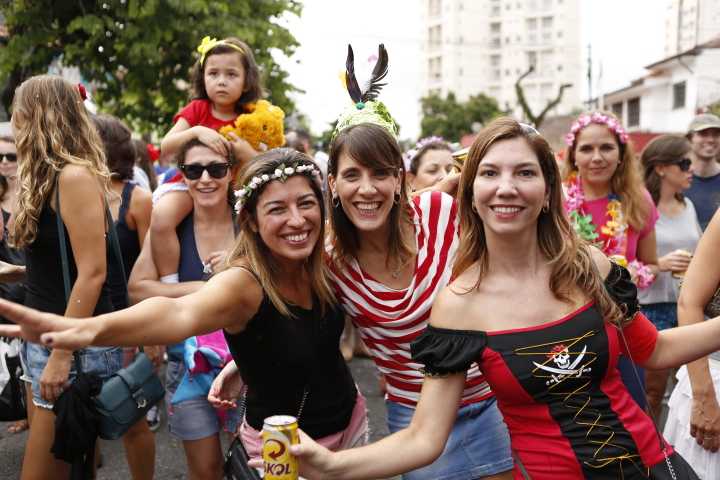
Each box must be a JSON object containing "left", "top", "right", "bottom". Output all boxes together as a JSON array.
[{"left": 562, "top": 110, "right": 660, "bottom": 407}]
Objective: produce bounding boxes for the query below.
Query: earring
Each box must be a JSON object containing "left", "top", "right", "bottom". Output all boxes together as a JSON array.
[
  {"left": 332, "top": 196, "right": 340, "bottom": 208},
  {"left": 542, "top": 201, "right": 549, "bottom": 213},
  {"left": 617, "top": 160, "right": 622, "bottom": 166},
  {"left": 393, "top": 193, "right": 401, "bottom": 205}
]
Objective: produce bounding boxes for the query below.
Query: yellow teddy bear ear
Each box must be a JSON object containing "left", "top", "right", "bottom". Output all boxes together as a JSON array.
[{"left": 338, "top": 71, "right": 348, "bottom": 90}]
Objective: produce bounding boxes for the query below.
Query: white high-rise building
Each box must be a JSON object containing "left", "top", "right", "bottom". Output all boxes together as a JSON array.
[
  {"left": 418, "top": 0, "right": 581, "bottom": 123},
  {"left": 664, "top": 0, "right": 720, "bottom": 57}
]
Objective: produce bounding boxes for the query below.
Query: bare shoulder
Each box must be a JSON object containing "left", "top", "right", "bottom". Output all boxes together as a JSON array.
[
  {"left": 59, "top": 164, "right": 97, "bottom": 186},
  {"left": 428, "top": 285, "right": 471, "bottom": 329},
  {"left": 206, "top": 261, "right": 264, "bottom": 333},
  {"left": 130, "top": 184, "right": 153, "bottom": 206},
  {"left": 589, "top": 246, "right": 612, "bottom": 280}
]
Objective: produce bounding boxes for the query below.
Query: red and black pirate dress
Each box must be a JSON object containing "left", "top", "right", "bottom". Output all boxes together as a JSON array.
[{"left": 412, "top": 262, "right": 683, "bottom": 479}]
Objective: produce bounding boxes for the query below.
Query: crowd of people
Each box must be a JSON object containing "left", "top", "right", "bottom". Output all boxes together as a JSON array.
[{"left": 0, "top": 34, "right": 720, "bottom": 480}]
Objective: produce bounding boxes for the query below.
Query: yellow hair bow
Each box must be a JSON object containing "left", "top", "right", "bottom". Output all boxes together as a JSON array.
[{"left": 197, "top": 36, "right": 245, "bottom": 66}]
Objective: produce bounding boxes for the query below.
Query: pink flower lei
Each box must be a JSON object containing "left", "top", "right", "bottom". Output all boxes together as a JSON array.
[{"left": 565, "top": 112, "right": 629, "bottom": 148}]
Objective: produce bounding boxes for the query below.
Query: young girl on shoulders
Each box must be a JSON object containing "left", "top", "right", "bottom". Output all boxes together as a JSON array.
[{"left": 153, "top": 36, "right": 263, "bottom": 281}]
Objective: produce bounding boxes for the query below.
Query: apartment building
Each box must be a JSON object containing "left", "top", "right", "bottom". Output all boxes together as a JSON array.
[
  {"left": 418, "top": 0, "right": 581, "bottom": 122},
  {"left": 665, "top": 0, "right": 720, "bottom": 58}
]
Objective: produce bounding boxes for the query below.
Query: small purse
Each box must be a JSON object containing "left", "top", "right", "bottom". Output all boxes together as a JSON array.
[
  {"left": 677, "top": 276, "right": 720, "bottom": 318},
  {"left": 55, "top": 174, "right": 165, "bottom": 440}
]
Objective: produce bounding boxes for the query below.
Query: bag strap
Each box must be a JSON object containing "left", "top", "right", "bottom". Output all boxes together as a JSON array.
[{"left": 54, "top": 172, "right": 135, "bottom": 377}]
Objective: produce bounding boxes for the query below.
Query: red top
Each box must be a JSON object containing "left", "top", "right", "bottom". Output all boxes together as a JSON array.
[{"left": 174, "top": 100, "right": 236, "bottom": 131}]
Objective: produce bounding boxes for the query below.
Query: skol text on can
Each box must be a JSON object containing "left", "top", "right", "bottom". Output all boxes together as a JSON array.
[{"left": 263, "top": 415, "right": 299, "bottom": 480}]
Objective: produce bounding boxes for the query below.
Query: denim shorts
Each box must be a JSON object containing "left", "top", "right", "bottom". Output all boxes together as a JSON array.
[
  {"left": 165, "top": 357, "right": 240, "bottom": 441},
  {"left": 386, "top": 396, "right": 513, "bottom": 480},
  {"left": 641, "top": 302, "right": 678, "bottom": 331},
  {"left": 20, "top": 342, "right": 123, "bottom": 409}
]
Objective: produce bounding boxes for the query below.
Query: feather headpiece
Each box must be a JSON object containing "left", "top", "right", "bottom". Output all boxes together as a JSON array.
[{"left": 332, "top": 44, "right": 396, "bottom": 145}]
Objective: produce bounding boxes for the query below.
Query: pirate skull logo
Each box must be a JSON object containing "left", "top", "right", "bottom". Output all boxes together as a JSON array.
[{"left": 548, "top": 344, "right": 571, "bottom": 370}]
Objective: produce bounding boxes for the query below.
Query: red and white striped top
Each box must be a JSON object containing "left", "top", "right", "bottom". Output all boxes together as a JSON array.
[{"left": 326, "top": 191, "right": 492, "bottom": 407}]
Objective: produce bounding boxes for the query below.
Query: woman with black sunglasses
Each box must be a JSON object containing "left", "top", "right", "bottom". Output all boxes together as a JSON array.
[{"left": 639, "top": 134, "right": 702, "bottom": 421}]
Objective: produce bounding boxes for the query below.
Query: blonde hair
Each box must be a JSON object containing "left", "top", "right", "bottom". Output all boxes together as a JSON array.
[
  {"left": 456, "top": 116, "right": 625, "bottom": 324},
  {"left": 561, "top": 110, "right": 651, "bottom": 231},
  {"left": 10, "top": 75, "right": 114, "bottom": 248},
  {"left": 219, "top": 148, "right": 336, "bottom": 317}
]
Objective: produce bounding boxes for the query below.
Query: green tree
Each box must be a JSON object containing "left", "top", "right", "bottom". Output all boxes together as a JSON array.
[
  {"left": 0, "top": 0, "right": 301, "bottom": 135},
  {"left": 419, "top": 92, "right": 503, "bottom": 142}
]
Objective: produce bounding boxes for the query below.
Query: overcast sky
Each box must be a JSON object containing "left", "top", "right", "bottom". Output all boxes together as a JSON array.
[{"left": 274, "top": 0, "right": 667, "bottom": 142}]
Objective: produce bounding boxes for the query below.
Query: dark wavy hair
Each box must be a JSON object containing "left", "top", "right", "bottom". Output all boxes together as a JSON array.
[{"left": 92, "top": 114, "right": 135, "bottom": 182}]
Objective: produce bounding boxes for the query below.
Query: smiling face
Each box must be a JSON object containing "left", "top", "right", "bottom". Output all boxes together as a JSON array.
[
  {"left": 689, "top": 128, "right": 720, "bottom": 163},
  {"left": 0, "top": 140, "right": 17, "bottom": 179},
  {"left": 472, "top": 137, "right": 549, "bottom": 238},
  {"left": 203, "top": 51, "right": 248, "bottom": 108},
  {"left": 409, "top": 149, "right": 454, "bottom": 190},
  {"left": 572, "top": 123, "right": 621, "bottom": 196},
  {"left": 328, "top": 151, "right": 403, "bottom": 234},
  {"left": 181, "top": 145, "right": 233, "bottom": 209},
  {"left": 249, "top": 175, "right": 321, "bottom": 264}
]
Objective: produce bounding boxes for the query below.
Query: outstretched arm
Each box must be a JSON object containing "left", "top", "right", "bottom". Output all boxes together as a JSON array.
[
  {"left": 288, "top": 373, "right": 465, "bottom": 480},
  {"left": 0, "top": 266, "right": 262, "bottom": 351}
]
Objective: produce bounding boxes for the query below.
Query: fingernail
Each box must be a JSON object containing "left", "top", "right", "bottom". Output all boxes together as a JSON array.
[{"left": 212, "top": 389, "right": 218, "bottom": 396}]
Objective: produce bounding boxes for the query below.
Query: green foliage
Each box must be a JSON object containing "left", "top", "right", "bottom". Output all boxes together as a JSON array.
[
  {"left": 0, "top": 0, "right": 301, "bottom": 135},
  {"left": 419, "top": 92, "right": 503, "bottom": 142}
]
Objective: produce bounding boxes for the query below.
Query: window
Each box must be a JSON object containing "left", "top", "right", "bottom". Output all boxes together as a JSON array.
[
  {"left": 491, "top": 37, "right": 501, "bottom": 48},
  {"left": 542, "top": 0, "right": 552, "bottom": 10},
  {"left": 527, "top": 51, "right": 537, "bottom": 66},
  {"left": 673, "top": 81, "right": 686, "bottom": 109},
  {"left": 542, "top": 17, "right": 553, "bottom": 29},
  {"left": 491, "top": 55, "right": 501, "bottom": 66},
  {"left": 527, "top": 18, "right": 538, "bottom": 30},
  {"left": 491, "top": 22, "right": 501, "bottom": 34},
  {"left": 491, "top": 4, "right": 500, "bottom": 15},
  {"left": 492, "top": 69, "right": 501, "bottom": 81},
  {"left": 489, "top": 87, "right": 501, "bottom": 99},
  {"left": 542, "top": 32, "right": 552, "bottom": 44},
  {"left": 611, "top": 102, "right": 623, "bottom": 117},
  {"left": 628, "top": 97, "right": 640, "bottom": 127},
  {"left": 541, "top": 83, "right": 552, "bottom": 96}
]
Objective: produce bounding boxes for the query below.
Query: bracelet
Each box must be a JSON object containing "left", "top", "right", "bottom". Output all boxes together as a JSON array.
[{"left": 628, "top": 259, "right": 654, "bottom": 290}]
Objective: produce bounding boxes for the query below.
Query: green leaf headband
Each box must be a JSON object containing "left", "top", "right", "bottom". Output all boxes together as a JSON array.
[
  {"left": 234, "top": 162, "right": 322, "bottom": 215},
  {"left": 198, "top": 36, "right": 245, "bottom": 66}
]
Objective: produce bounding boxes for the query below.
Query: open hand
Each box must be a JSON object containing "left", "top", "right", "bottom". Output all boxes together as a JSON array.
[{"left": 208, "top": 360, "right": 243, "bottom": 410}]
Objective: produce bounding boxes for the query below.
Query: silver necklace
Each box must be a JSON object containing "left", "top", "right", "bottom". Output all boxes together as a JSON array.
[{"left": 196, "top": 222, "right": 233, "bottom": 274}]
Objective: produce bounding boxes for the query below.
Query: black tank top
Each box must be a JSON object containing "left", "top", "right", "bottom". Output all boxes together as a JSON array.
[
  {"left": 223, "top": 268, "right": 357, "bottom": 439},
  {"left": 24, "top": 204, "right": 113, "bottom": 316},
  {"left": 105, "top": 183, "right": 141, "bottom": 311}
]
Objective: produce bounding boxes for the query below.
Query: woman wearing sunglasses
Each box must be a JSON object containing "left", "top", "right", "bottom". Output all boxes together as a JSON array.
[
  {"left": 638, "top": 135, "right": 701, "bottom": 421},
  {"left": 562, "top": 111, "right": 660, "bottom": 408},
  {"left": 131, "top": 138, "right": 242, "bottom": 479}
]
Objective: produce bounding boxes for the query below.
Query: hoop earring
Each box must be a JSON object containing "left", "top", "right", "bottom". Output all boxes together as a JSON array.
[
  {"left": 332, "top": 197, "right": 340, "bottom": 208},
  {"left": 542, "top": 202, "right": 549, "bottom": 213},
  {"left": 394, "top": 193, "right": 401, "bottom": 205}
]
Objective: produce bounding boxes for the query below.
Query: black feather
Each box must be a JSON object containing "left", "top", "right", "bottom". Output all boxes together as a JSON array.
[
  {"left": 345, "top": 45, "right": 362, "bottom": 104},
  {"left": 362, "top": 44, "right": 389, "bottom": 102}
]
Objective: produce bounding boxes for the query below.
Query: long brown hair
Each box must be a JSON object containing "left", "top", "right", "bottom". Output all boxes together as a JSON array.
[
  {"left": 455, "top": 116, "right": 624, "bottom": 324},
  {"left": 327, "top": 123, "right": 414, "bottom": 272},
  {"left": 640, "top": 134, "right": 691, "bottom": 206},
  {"left": 11, "top": 75, "right": 113, "bottom": 248},
  {"left": 561, "top": 110, "right": 650, "bottom": 231},
  {"left": 219, "top": 149, "right": 336, "bottom": 317}
]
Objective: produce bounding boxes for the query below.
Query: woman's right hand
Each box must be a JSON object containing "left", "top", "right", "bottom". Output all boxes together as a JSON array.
[
  {"left": 194, "top": 126, "right": 232, "bottom": 155},
  {"left": 287, "top": 429, "right": 335, "bottom": 480},
  {"left": 208, "top": 359, "right": 243, "bottom": 409},
  {"left": 40, "top": 351, "right": 71, "bottom": 403},
  {"left": 690, "top": 392, "right": 720, "bottom": 453},
  {"left": 658, "top": 250, "right": 692, "bottom": 274}
]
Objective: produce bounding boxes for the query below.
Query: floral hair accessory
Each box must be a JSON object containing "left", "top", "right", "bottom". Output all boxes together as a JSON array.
[
  {"left": 77, "top": 84, "right": 87, "bottom": 101},
  {"left": 147, "top": 143, "right": 160, "bottom": 162},
  {"left": 565, "top": 111, "right": 629, "bottom": 148},
  {"left": 197, "top": 36, "right": 245, "bottom": 66},
  {"left": 416, "top": 136, "right": 456, "bottom": 151},
  {"left": 234, "top": 162, "right": 322, "bottom": 215}
]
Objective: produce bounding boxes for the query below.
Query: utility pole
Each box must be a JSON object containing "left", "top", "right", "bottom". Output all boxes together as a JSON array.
[{"left": 587, "top": 44, "right": 592, "bottom": 109}]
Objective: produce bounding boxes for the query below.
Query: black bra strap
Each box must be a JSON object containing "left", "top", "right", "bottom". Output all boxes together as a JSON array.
[{"left": 232, "top": 265, "right": 261, "bottom": 285}]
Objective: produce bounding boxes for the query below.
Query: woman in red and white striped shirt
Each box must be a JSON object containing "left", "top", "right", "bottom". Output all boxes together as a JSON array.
[{"left": 325, "top": 122, "right": 512, "bottom": 480}]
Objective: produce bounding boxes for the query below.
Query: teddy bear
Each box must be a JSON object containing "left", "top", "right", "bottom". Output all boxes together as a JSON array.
[{"left": 218, "top": 100, "right": 285, "bottom": 152}]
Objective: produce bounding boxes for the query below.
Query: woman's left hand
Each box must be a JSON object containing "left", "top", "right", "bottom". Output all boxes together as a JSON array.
[
  {"left": 690, "top": 394, "right": 720, "bottom": 453},
  {"left": 143, "top": 345, "right": 161, "bottom": 369},
  {"left": 227, "top": 133, "right": 258, "bottom": 168},
  {"left": 206, "top": 250, "right": 230, "bottom": 271}
]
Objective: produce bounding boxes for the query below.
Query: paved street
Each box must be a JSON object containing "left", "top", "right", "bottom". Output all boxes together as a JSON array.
[{"left": 0, "top": 356, "right": 399, "bottom": 480}]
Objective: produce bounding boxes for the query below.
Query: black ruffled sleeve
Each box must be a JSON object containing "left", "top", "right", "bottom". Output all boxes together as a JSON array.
[
  {"left": 604, "top": 261, "right": 641, "bottom": 325},
  {"left": 410, "top": 325, "right": 486, "bottom": 377}
]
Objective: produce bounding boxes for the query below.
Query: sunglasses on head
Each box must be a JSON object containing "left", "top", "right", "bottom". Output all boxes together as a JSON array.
[
  {"left": 180, "top": 163, "right": 231, "bottom": 180},
  {"left": 1, "top": 153, "right": 17, "bottom": 163},
  {"left": 670, "top": 157, "right": 692, "bottom": 172}
]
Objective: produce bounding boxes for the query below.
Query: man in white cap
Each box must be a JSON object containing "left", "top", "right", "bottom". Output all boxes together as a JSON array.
[{"left": 683, "top": 113, "right": 720, "bottom": 230}]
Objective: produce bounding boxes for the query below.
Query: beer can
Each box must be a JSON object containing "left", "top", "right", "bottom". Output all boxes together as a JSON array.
[
  {"left": 451, "top": 147, "right": 470, "bottom": 173},
  {"left": 263, "top": 415, "right": 299, "bottom": 480},
  {"left": 672, "top": 249, "right": 692, "bottom": 278}
]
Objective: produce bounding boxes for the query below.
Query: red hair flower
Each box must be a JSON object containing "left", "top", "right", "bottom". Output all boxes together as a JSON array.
[
  {"left": 147, "top": 144, "right": 160, "bottom": 162},
  {"left": 77, "top": 84, "right": 88, "bottom": 101}
]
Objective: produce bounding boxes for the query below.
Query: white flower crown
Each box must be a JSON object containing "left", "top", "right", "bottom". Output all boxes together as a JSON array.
[{"left": 234, "top": 162, "right": 322, "bottom": 215}]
